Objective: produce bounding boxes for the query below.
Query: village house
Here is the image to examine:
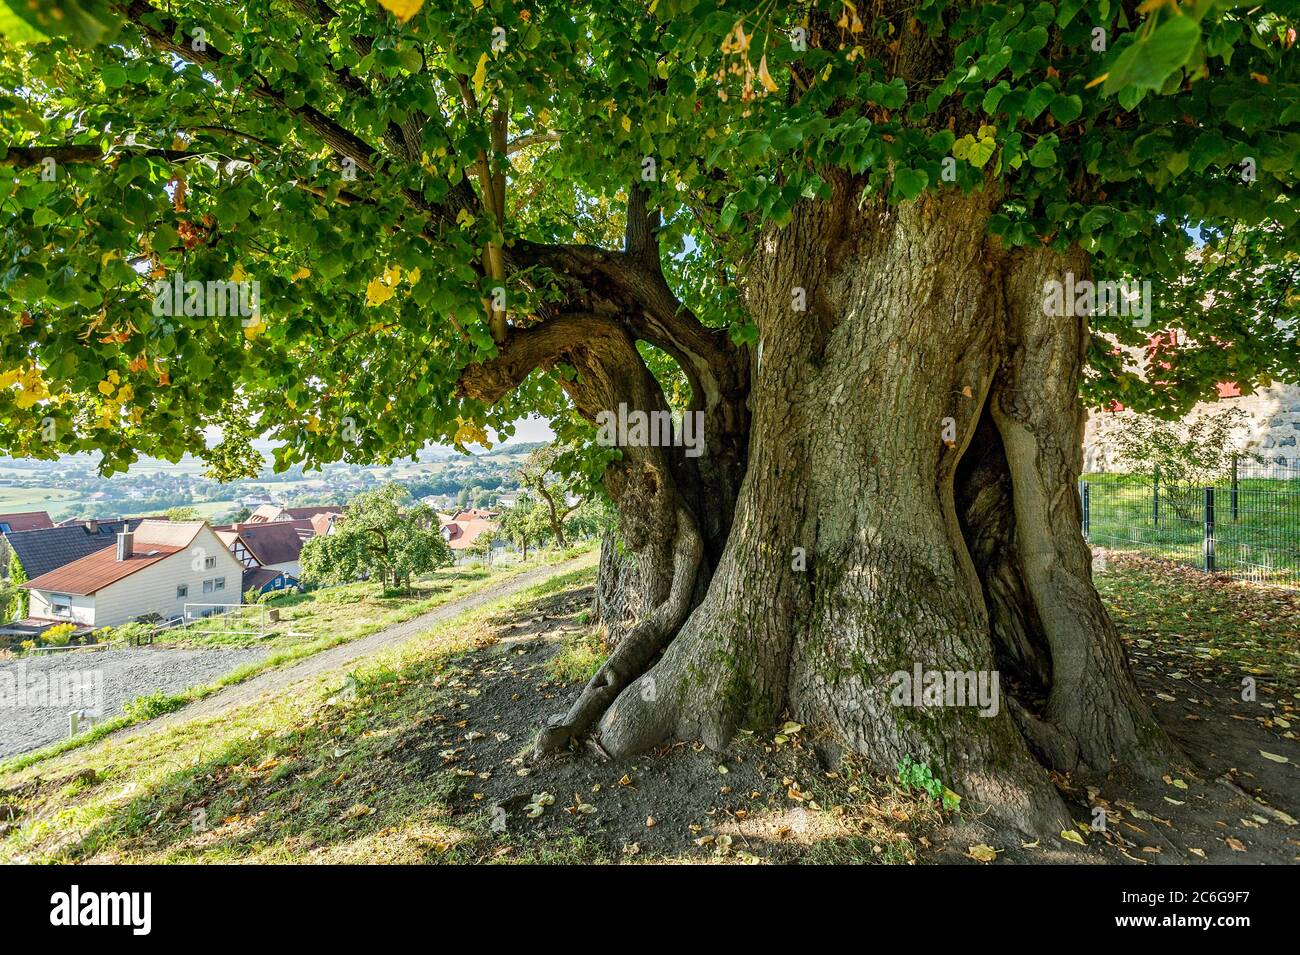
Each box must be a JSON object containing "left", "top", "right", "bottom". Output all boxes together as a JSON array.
[
  {"left": 4, "top": 517, "right": 149, "bottom": 582},
  {"left": 246, "top": 504, "right": 343, "bottom": 525},
  {"left": 214, "top": 520, "right": 308, "bottom": 593},
  {"left": 439, "top": 510, "right": 499, "bottom": 555},
  {"left": 0, "top": 510, "right": 53, "bottom": 535},
  {"left": 19, "top": 521, "right": 244, "bottom": 629}
]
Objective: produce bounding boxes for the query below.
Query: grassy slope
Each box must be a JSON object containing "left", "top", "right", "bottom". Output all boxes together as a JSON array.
[
  {"left": 2, "top": 553, "right": 1294, "bottom": 865},
  {"left": 0, "top": 545, "right": 594, "bottom": 775},
  {"left": 0, "top": 567, "right": 610, "bottom": 863}
]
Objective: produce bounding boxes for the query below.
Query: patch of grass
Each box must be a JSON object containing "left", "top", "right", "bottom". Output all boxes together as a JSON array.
[
  {"left": 1084, "top": 473, "right": 1300, "bottom": 586},
  {"left": 547, "top": 628, "right": 607, "bottom": 683},
  {"left": 0, "top": 567, "right": 600, "bottom": 864},
  {"left": 1095, "top": 551, "right": 1300, "bottom": 675},
  {"left": 172, "top": 548, "right": 586, "bottom": 652},
  {"left": 0, "top": 546, "right": 598, "bottom": 776},
  {"left": 121, "top": 690, "right": 188, "bottom": 721}
]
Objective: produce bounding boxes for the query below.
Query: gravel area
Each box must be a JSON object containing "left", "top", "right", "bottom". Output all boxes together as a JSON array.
[{"left": 0, "top": 646, "right": 268, "bottom": 759}]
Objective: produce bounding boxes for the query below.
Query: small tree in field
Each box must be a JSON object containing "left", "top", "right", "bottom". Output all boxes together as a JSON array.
[
  {"left": 1112, "top": 408, "right": 1258, "bottom": 519},
  {"left": 517, "top": 445, "right": 585, "bottom": 548},
  {"left": 164, "top": 506, "right": 203, "bottom": 522},
  {"left": 469, "top": 529, "right": 496, "bottom": 564},
  {"left": 498, "top": 495, "right": 548, "bottom": 561},
  {"left": 300, "top": 484, "right": 451, "bottom": 593}
]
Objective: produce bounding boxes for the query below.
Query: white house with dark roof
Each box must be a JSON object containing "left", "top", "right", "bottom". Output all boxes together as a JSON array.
[
  {"left": 21, "top": 521, "right": 243, "bottom": 629},
  {"left": 214, "top": 521, "right": 307, "bottom": 577}
]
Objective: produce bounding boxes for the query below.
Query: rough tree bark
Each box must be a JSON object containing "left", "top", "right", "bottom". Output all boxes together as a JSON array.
[
  {"left": 575, "top": 183, "right": 1176, "bottom": 833},
  {"left": 462, "top": 185, "right": 1178, "bottom": 835}
]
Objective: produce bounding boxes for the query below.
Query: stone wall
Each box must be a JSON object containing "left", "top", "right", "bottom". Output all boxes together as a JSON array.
[{"left": 1084, "top": 381, "right": 1300, "bottom": 473}]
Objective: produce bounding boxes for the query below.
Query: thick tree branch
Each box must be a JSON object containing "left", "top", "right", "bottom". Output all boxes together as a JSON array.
[
  {"left": 115, "top": 1, "right": 473, "bottom": 227},
  {"left": 624, "top": 184, "right": 662, "bottom": 269},
  {"left": 506, "top": 130, "right": 561, "bottom": 154}
]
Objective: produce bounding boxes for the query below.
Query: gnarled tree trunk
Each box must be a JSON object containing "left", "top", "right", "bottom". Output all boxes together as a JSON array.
[
  {"left": 463, "top": 180, "right": 1178, "bottom": 834},
  {"left": 583, "top": 185, "right": 1177, "bottom": 834}
]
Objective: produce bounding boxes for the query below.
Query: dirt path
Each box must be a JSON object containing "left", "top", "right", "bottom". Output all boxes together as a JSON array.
[{"left": 105, "top": 555, "right": 593, "bottom": 747}]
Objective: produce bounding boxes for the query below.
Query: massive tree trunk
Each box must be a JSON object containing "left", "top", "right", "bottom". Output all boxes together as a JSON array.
[
  {"left": 464, "top": 179, "right": 1178, "bottom": 834},
  {"left": 580, "top": 184, "right": 1177, "bottom": 834}
]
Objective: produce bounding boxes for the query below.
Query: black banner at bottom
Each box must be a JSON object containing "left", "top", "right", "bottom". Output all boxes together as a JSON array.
[{"left": 0, "top": 863, "right": 1279, "bottom": 941}]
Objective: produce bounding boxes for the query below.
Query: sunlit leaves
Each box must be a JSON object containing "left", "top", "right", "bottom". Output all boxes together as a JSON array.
[
  {"left": 377, "top": 0, "right": 426, "bottom": 24},
  {"left": 1102, "top": 14, "right": 1202, "bottom": 97}
]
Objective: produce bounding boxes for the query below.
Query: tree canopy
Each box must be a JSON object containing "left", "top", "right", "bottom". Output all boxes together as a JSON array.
[
  {"left": 0, "top": 0, "right": 1296, "bottom": 477},
  {"left": 299, "top": 481, "right": 451, "bottom": 587}
]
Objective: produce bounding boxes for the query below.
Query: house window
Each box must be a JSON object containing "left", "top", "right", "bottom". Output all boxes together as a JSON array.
[
  {"left": 214, "top": 577, "right": 226, "bottom": 592},
  {"left": 50, "top": 594, "right": 72, "bottom": 617},
  {"left": 204, "top": 556, "right": 217, "bottom": 569},
  {"left": 203, "top": 579, "right": 214, "bottom": 594},
  {"left": 177, "top": 584, "right": 188, "bottom": 599}
]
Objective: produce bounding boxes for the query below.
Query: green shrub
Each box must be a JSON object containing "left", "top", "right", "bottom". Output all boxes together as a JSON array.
[
  {"left": 896, "top": 755, "right": 961, "bottom": 811},
  {"left": 113, "top": 622, "right": 154, "bottom": 646},
  {"left": 122, "top": 689, "right": 187, "bottom": 721},
  {"left": 41, "top": 623, "right": 76, "bottom": 647}
]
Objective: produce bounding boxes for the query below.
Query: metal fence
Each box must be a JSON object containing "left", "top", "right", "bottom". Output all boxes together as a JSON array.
[{"left": 1080, "top": 455, "right": 1300, "bottom": 588}]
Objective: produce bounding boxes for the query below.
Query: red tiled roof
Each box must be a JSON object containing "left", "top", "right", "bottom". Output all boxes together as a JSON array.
[
  {"left": 441, "top": 517, "right": 496, "bottom": 550},
  {"left": 246, "top": 504, "right": 343, "bottom": 524},
  {"left": 309, "top": 512, "right": 339, "bottom": 536},
  {"left": 20, "top": 521, "right": 203, "bottom": 596},
  {"left": 0, "top": 511, "right": 54, "bottom": 532},
  {"left": 284, "top": 506, "right": 343, "bottom": 520},
  {"left": 22, "top": 545, "right": 182, "bottom": 595}
]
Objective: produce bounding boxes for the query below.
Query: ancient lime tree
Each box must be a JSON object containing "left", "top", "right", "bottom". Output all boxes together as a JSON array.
[{"left": 2, "top": 0, "right": 1298, "bottom": 830}]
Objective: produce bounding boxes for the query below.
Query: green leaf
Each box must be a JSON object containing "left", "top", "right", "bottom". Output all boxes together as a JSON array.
[
  {"left": 893, "top": 167, "right": 929, "bottom": 201},
  {"left": 968, "top": 138, "right": 997, "bottom": 168},
  {"left": 1049, "top": 94, "right": 1083, "bottom": 124},
  {"left": 1103, "top": 17, "right": 1202, "bottom": 96}
]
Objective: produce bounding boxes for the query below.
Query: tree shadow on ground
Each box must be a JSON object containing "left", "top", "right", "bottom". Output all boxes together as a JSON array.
[{"left": 7, "top": 558, "right": 1298, "bottom": 864}]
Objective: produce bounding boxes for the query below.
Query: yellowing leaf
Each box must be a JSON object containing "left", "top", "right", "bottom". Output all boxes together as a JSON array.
[
  {"left": 967, "top": 843, "right": 998, "bottom": 862},
  {"left": 1260, "top": 751, "right": 1290, "bottom": 764},
  {"left": 230, "top": 263, "right": 249, "bottom": 282},
  {"left": 757, "top": 55, "right": 779, "bottom": 93},
  {"left": 366, "top": 274, "right": 398, "bottom": 307},
  {"left": 1060, "top": 829, "right": 1086, "bottom": 846},
  {"left": 620, "top": 114, "right": 632, "bottom": 133},
  {"left": 472, "top": 52, "right": 489, "bottom": 99},
  {"left": 290, "top": 267, "right": 311, "bottom": 281},
  {"left": 378, "top": 0, "right": 424, "bottom": 23}
]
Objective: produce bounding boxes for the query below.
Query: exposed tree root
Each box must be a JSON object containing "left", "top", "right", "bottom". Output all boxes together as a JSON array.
[{"left": 534, "top": 505, "right": 703, "bottom": 756}]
